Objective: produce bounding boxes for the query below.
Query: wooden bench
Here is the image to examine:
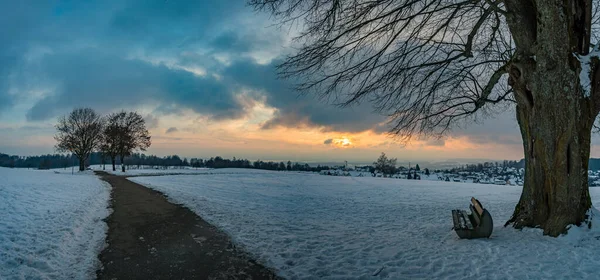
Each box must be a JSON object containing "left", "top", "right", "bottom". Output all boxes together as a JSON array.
[{"left": 452, "top": 197, "right": 493, "bottom": 239}]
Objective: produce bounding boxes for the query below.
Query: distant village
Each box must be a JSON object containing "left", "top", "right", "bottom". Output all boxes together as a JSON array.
[
  {"left": 318, "top": 159, "right": 600, "bottom": 187},
  {"left": 319, "top": 163, "right": 525, "bottom": 186}
]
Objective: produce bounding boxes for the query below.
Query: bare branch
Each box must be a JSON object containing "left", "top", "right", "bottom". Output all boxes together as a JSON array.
[
  {"left": 251, "top": 0, "right": 513, "bottom": 139},
  {"left": 54, "top": 108, "right": 104, "bottom": 170}
]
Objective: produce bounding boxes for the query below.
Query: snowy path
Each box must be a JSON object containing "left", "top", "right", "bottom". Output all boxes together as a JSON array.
[
  {"left": 131, "top": 170, "right": 600, "bottom": 279},
  {"left": 95, "top": 172, "right": 277, "bottom": 280},
  {"left": 0, "top": 168, "right": 110, "bottom": 280}
]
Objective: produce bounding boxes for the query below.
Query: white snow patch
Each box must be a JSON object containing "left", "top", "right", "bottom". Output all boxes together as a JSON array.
[
  {"left": 91, "top": 165, "right": 301, "bottom": 177},
  {"left": 575, "top": 45, "right": 600, "bottom": 97},
  {"left": 130, "top": 169, "right": 600, "bottom": 279},
  {"left": 560, "top": 207, "right": 600, "bottom": 245},
  {"left": 0, "top": 167, "right": 111, "bottom": 280}
]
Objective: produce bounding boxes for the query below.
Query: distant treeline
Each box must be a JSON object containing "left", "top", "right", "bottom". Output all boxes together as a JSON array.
[
  {"left": 0, "top": 152, "right": 335, "bottom": 172},
  {"left": 0, "top": 152, "right": 190, "bottom": 170},
  {"left": 189, "top": 156, "right": 332, "bottom": 172},
  {"left": 6, "top": 151, "right": 600, "bottom": 172},
  {"left": 0, "top": 153, "right": 77, "bottom": 169}
]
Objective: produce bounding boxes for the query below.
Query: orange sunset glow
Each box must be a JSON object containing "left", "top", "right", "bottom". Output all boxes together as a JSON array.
[{"left": 4, "top": 0, "right": 599, "bottom": 164}]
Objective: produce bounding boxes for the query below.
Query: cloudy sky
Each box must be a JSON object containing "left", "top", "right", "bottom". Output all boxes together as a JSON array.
[{"left": 2, "top": 0, "right": 592, "bottom": 163}]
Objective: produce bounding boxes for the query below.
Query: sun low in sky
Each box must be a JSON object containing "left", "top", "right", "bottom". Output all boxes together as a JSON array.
[
  {"left": 332, "top": 138, "right": 353, "bottom": 148},
  {"left": 0, "top": 0, "right": 584, "bottom": 162}
]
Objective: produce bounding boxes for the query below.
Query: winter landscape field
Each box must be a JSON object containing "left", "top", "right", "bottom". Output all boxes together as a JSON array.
[
  {"left": 0, "top": 167, "right": 110, "bottom": 279},
  {"left": 89, "top": 165, "right": 213, "bottom": 176},
  {"left": 4, "top": 166, "right": 600, "bottom": 279},
  {"left": 130, "top": 169, "right": 600, "bottom": 279},
  {"left": 5, "top": 0, "right": 600, "bottom": 279}
]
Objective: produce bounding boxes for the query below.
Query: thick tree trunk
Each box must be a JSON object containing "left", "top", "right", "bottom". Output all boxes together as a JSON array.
[
  {"left": 111, "top": 157, "right": 116, "bottom": 171},
  {"left": 502, "top": 0, "right": 599, "bottom": 236},
  {"left": 121, "top": 155, "right": 125, "bottom": 172},
  {"left": 508, "top": 94, "right": 594, "bottom": 236},
  {"left": 79, "top": 157, "right": 85, "bottom": 172}
]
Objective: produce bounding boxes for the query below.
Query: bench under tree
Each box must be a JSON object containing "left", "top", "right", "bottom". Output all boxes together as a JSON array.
[{"left": 452, "top": 197, "right": 493, "bottom": 239}]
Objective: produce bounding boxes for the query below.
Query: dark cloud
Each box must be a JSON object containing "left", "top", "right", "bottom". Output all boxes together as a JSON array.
[
  {"left": 222, "top": 59, "right": 389, "bottom": 133},
  {"left": 0, "top": 0, "right": 524, "bottom": 149},
  {"left": 0, "top": 2, "right": 55, "bottom": 113},
  {"left": 23, "top": 51, "right": 247, "bottom": 121},
  {"left": 0, "top": 0, "right": 268, "bottom": 120},
  {"left": 210, "top": 31, "right": 256, "bottom": 53},
  {"left": 109, "top": 0, "right": 242, "bottom": 50},
  {"left": 209, "top": 29, "right": 285, "bottom": 54},
  {"left": 324, "top": 139, "right": 333, "bottom": 145},
  {"left": 165, "top": 127, "right": 178, "bottom": 134},
  {"left": 449, "top": 110, "right": 522, "bottom": 146},
  {"left": 0, "top": 0, "right": 389, "bottom": 134}
]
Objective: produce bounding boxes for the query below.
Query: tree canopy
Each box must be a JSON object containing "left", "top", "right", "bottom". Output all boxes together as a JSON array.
[
  {"left": 374, "top": 152, "right": 397, "bottom": 175},
  {"left": 104, "top": 111, "right": 151, "bottom": 172},
  {"left": 54, "top": 108, "right": 104, "bottom": 171}
]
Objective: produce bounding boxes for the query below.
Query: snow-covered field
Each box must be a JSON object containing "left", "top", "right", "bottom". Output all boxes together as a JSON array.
[
  {"left": 90, "top": 165, "right": 306, "bottom": 177},
  {"left": 0, "top": 167, "right": 111, "bottom": 280},
  {"left": 89, "top": 164, "right": 215, "bottom": 176},
  {"left": 131, "top": 169, "right": 600, "bottom": 279}
]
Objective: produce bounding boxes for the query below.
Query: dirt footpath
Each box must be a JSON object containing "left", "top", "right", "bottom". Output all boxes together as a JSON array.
[{"left": 95, "top": 171, "right": 279, "bottom": 280}]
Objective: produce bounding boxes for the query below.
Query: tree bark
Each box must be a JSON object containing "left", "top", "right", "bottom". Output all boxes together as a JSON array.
[
  {"left": 508, "top": 90, "right": 594, "bottom": 236},
  {"left": 504, "top": 0, "right": 598, "bottom": 236},
  {"left": 111, "top": 157, "right": 116, "bottom": 171},
  {"left": 78, "top": 157, "right": 85, "bottom": 172},
  {"left": 120, "top": 155, "right": 126, "bottom": 172}
]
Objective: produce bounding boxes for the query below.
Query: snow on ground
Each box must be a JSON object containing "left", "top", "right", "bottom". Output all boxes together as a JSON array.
[
  {"left": 131, "top": 169, "right": 600, "bottom": 279},
  {"left": 89, "top": 164, "right": 214, "bottom": 176},
  {"left": 0, "top": 167, "right": 111, "bottom": 280},
  {"left": 105, "top": 168, "right": 212, "bottom": 176},
  {"left": 90, "top": 165, "right": 301, "bottom": 177}
]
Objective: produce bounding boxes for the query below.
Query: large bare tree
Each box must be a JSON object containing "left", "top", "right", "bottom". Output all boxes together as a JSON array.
[
  {"left": 101, "top": 111, "right": 151, "bottom": 172},
  {"left": 55, "top": 108, "right": 104, "bottom": 171},
  {"left": 251, "top": 0, "right": 600, "bottom": 236}
]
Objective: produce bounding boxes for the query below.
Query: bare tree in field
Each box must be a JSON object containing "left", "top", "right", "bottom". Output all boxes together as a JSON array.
[
  {"left": 251, "top": 0, "right": 600, "bottom": 236},
  {"left": 374, "top": 152, "right": 397, "bottom": 176},
  {"left": 100, "top": 114, "right": 121, "bottom": 171},
  {"left": 55, "top": 108, "right": 104, "bottom": 171},
  {"left": 101, "top": 111, "right": 151, "bottom": 172}
]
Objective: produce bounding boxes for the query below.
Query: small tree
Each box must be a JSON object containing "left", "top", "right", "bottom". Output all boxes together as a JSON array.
[
  {"left": 101, "top": 111, "right": 151, "bottom": 172},
  {"left": 425, "top": 168, "right": 430, "bottom": 176},
  {"left": 374, "top": 152, "right": 397, "bottom": 176},
  {"left": 118, "top": 111, "right": 151, "bottom": 172},
  {"left": 55, "top": 108, "right": 103, "bottom": 171},
  {"left": 101, "top": 113, "right": 123, "bottom": 171},
  {"left": 415, "top": 164, "right": 421, "bottom": 172}
]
